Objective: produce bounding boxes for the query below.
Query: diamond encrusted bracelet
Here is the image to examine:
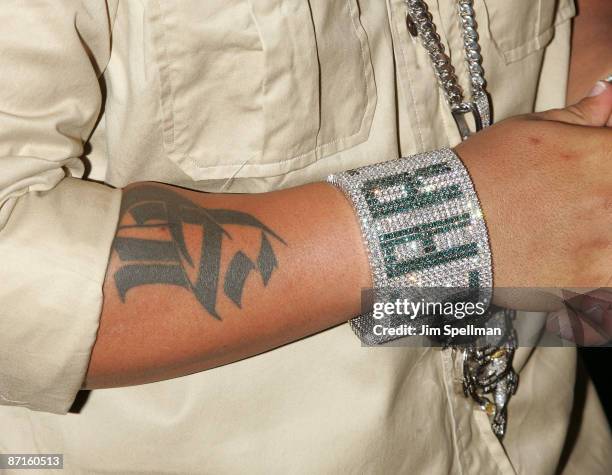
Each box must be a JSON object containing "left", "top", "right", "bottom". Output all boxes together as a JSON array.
[{"left": 327, "top": 148, "right": 493, "bottom": 345}]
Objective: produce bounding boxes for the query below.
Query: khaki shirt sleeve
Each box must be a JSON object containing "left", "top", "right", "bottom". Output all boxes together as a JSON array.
[{"left": 0, "top": 0, "right": 121, "bottom": 414}]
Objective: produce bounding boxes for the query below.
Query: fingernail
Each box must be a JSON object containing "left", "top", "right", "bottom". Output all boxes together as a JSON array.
[
  {"left": 606, "top": 74, "right": 612, "bottom": 84},
  {"left": 587, "top": 81, "right": 608, "bottom": 97},
  {"left": 584, "top": 304, "right": 604, "bottom": 324}
]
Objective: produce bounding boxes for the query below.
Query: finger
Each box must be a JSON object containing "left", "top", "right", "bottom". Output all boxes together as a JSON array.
[
  {"left": 579, "top": 291, "right": 612, "bottom": 334},
  {"left": 576, "top": 310, "right": 612, "bottom": 345},
  {"left": 539, "top": 80, "right": 612, "bottom": 127},
  {"left": 546, "top": 309, "right": 610, "bottom": 346},
  {"left": 566, "top": 291, "right": 612, "bottom": 334}
]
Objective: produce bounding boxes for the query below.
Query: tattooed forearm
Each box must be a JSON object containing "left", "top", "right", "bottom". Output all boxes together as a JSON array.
[
  {"left": 89, "top": 181, "right": 369, "bottom": 387},
  {"left": 112, "top": 184, "right": 286, "bottom": 319}
]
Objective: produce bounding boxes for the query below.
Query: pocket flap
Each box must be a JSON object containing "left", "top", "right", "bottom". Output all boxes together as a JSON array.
[{"left": 483, "top": 0, "right": 576, "bottom": 64}]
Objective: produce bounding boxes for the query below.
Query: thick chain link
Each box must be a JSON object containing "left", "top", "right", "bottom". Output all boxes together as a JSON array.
[
  {"left": 457, "top": 0, "right": 486, "bottom": 97},
  {"left": 405, "top": 0, "right": 465, "bottom": 110},
  {"left": 404, "top": 0, "right": 491, "bottom": 136}
]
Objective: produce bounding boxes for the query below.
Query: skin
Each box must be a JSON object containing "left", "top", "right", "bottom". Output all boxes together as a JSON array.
[
  {"left": 86, "top": 3, "right": 612, "bottom": 389},
  {"left": 554, "top": 0, "right": 612, "bottom": 344},
  {"left": 454, "top": 88, "right": 612, "bottom": 290},
  {"left": 567, "top": 0, "right": 612, "bottom": 104},
  {"left": 88, "top": 183, "right": 372, "bottom": 388}
]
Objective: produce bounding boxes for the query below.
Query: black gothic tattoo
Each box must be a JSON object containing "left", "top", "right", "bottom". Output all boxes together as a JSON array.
[{"left": 112, "top": 184, "right": 285, "bottom": 319}]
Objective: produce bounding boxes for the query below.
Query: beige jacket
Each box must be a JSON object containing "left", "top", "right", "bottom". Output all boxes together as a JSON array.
[{"left": 0, "top": 0, "right": 610, "bottom": 473}]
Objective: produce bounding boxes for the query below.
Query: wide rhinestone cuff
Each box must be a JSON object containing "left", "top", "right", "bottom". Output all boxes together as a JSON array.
[{"left": 327, "top": 148, "right": 493, "bottom": 345}]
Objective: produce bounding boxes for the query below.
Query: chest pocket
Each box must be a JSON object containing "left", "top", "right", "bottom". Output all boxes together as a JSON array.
[
  {"left": 482, "top": 0, "right": 576, "bottom": 63},
  {"left": 148, "top": 0, "right": 376, "bottom": 181}
]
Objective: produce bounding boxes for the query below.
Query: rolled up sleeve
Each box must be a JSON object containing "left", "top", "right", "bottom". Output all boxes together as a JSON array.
[{"left": 0, "top": 0, "right": 121, "bottom": 413}]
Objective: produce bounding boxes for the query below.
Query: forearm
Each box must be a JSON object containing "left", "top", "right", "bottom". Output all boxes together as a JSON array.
[
  {"left": 86, "top": 181, "right": 371, "bottom": 389},
  {"left": 85, "top": 78, "right": 612, "bottom": 388},
  {"left": 567, "top": 0, "right": 612, "bottom": 103}
]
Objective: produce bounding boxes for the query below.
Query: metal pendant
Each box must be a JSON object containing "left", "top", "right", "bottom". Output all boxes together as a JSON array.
[
  {"left": 452, "top": 93, "right": 492, "bottom": 141},
  {"left": 462, "top": 309, "right": 519, "bottom": 440}
]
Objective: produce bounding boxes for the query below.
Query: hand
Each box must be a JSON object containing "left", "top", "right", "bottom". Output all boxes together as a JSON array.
[
  {"left": 546, "top": 288, "right": 612, "bottom": 346},
  {"left": 454, "top": 81, "right": 612, "bottom": 309}
]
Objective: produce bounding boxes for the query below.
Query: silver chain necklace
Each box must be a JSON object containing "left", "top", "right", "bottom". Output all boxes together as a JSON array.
[
  {"left": 405, "top": 0, "right": 491, "bottom": 140},
  {"left": 405, "top": 0, "right": 518, "bottom": 439}
]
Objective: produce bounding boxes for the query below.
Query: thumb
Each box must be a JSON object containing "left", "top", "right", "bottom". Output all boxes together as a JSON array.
[{"left": 542, "top": 80, "right": 612, "bottom": 127}]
